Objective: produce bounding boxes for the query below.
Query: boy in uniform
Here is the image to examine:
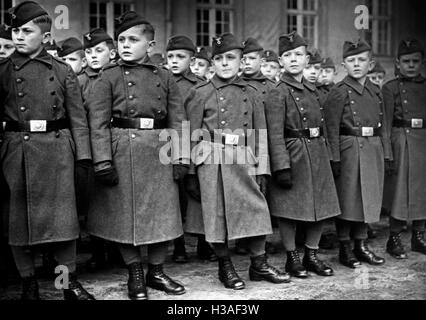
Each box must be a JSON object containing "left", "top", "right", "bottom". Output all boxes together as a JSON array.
[
  {"left": 324, "top": 40, "right": 391, "bottom": 268},
  {"left": 367, "top": 61, "right": 386, "bottom": 88},
  {"left": 0, "top": 24, "right": 15, "bottom": 60},
  {"left": 261, "top": 50, "right": 281, "bottom": 83},
  {"left": 191, "top": 46, "right": 211, "bottom": 79},
  {"left": 303, "top": 49, "right": 322, "bottom": 85},
  {"left": 0, "top": 1, "right": 94, "bottom": 300},
  {"left": 383, "top": 38, "right": 426, "bottom": 259},
  {"left": 57, "top": 37, "right": 85, "bottom": 75},
  {"left": 87, "top": 11, "right": 188, "bottom": 300}
]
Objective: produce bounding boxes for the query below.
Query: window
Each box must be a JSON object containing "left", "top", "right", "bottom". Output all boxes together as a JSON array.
[
  {"left": 196, "top": 0, "right": 234, "bottom": 47},
  {"left": 364, "top": 0, "right": 392, "bottom": 56},
  {"left": 1, "top": 0, "right": 13, "bottom": 25},
  {"left": 286, "top": 0, "right": 318, "bottom": 47},
  {"left": 89, "top": 0, "right": 134, "bottom": 36}
]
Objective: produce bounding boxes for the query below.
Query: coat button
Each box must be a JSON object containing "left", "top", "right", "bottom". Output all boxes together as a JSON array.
[
  {"left": 291, "top": 89, "right": 294, "bottom": 92},
  {"left": 131, "top": 133, "right": 136, "bottom": 139},
  {"left": 52, "top": 105, "right": 57, "bottom": 109},
  {"left": 157, "top": 96, "right": 161, "bottom": 100},
  {"left": 128, "top": 82, "right": 133, "bottom": 87},
  {"left": 129, "top": 95, "right": 134, "bottom": 100},
  {"left": 243, "top": 98, "right": 247, "bottom": 102},
  {"left": 221, "top": 121, "right": 226, "bottom": 125},
  {"left": 406, "top": 129, "right": 410, "bottom": 133},
  {"left": 20, "top": 106, "right": 26, "bottom": 112},
  {"left": 296, "top": 97, "right": 300, "bottom": 101},
  {"left": 157, "top": 110, "right": 162, "bottom": 114},
  {"left": 23, "top": 135, "right": 30, "bottom": 141},
  {"left": 242, "top": 88, "right": 246, "bottom": 92},
  {"left": 351, "top": 100, "right": 355, "bottom": 104},
  {"left": 300, "top": 108, "right": 304, "bottom": 111},
  {"left": 405, "top": 110, "right": 409, "bottom": 113},
  {"left": 153, "top": 69, "right": 158, "bottom": 74},
  {"left": 402, "top": 89, "right": 407, "bottom": 93},
  {"left": 243, "top": 123, "right": 248, "bottom": 127},
  {"left": 49, "top": 76, "right": 54, "bottom": 81},
  {"left": 130, "top": 109, "right": 135, "bottom": 114},
  {"left": 403, "top": 100, "right": 408, "bottom": 104},
  {"left": 51, "top": 91, "right": 56, "bottom": 96},
  {"left": 16, "top": 78, "right": 23, "bottom": 83},
  {"left": 221, "top": 108, "right": 225, "bottom": 113},
  {"left": 262, "top": 90, "right": 266, "bottom": 94},
  {"left": 262, "top": 81, "right": 266, "bottom": 85},
  {"left": 18, "top": 92, "right": 24, "bottom": 97},
  {"left": 156, "top": 82, "right": 161, "bottom": 87},
  {"left": 348, "top": 90, "right": 352, "bottom": 94},
  {"left": 244, "top": 111, "right": 248, "bottom": 115},
  {"left": 125, "top": 71, "right": 130, "bottom": 75},
  {"left": 353, "top": 111, "right": 357, "bottom": 115},
  {"left": 219, "top": 97, "right": 224, "bottom": 101},
  {"left": 303, "top": 117, "right": 307, "bottom": 121},
  {"left": 14, "top": 65, "right": 19, "bottom": 70}
]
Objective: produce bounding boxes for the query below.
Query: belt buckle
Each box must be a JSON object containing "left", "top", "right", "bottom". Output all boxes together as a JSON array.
[
  {"left": 139, "top": 118, "right": 154, "bottom": 129},
  {"left": 309, "top": 127, "right": 320, "bottom": 138},
  {"left": 411, "top": 118, "right": 423, "bottom": 128},
  {"left": 361, "top": 127, "right": 374, "bottom": 137},
  {"left": 224, "top": 133, "right": 239, "bottom": 145},
  {"left": 30, "top": 120, "right": 47, "bottom": 132}
]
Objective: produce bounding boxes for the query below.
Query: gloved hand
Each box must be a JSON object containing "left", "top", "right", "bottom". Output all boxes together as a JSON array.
[
  {"left": 385, "top": 159, "right": 395, "bottom": 176},
  {"left": 330, "top": 161, "right": 341, "bottom": 178},
  {"left": 94, "top": 164, "right": 119, "bottom": 186},
  {"left": 274, "top": 169, "right": 292, "bottom": 189},
  {"left": 256, "top": 175, "right": 268, "bottom": 196},
  {"left": 173, "top": 164, "right": 189, "bottom": 181},
  {"left": 184, "top": 174, "right": 201, "bottom": 201}
]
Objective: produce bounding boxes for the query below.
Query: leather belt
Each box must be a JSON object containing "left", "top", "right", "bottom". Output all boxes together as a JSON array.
[
  {"left": 111, "top": 117, "right": 167, "bottom": 130},
  {"left": 200, "top": 131, "right": 247, "bottom": 146},
  {"left": 393, "top": 118, "right": 425, "bottom": 129},
  {"left": 4, "top": 119, "right": 69, "bottom": 132},
  {"left": 284, "top": 127, "right": 323, "bottom": 139},
  {"left": 340, "top": 127, "right": 381, "bottom": 137}
]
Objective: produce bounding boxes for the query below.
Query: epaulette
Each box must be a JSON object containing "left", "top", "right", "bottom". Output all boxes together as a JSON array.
[
  {"left": 52, "top": 55, "right": 69, "bottom": 67},
  {"left": 246, "top": 82, "right": 259, "bottom": 91}
]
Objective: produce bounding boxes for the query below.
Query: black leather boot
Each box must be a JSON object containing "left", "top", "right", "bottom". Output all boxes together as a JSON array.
[
  {"left": 146, "top": 264, "right": 185, "bottom": 295},
  {"left": 285, "top": 250, "right": 308, "bottom": 278},
  {"left": 21, "top": 275, "right": 40, "bottom": 300},
  {"left": 249, "top": 253, "right": 290, "bottom": 283},
  {"left": 302, "top": 247, "right": 334, "bottom": 276},
  {"left": 386, "top": 232, "right": 407, "bottom": 259},
  {"left": 63, "top": 273, "right": 96, "bottom": 300},
  {"left": 172, "top": 236, "right": 188, "bottom": 263},
  {"left": 411, "top": 230, "right": 426, "bottom": 254},
  {"left": 339, "top": 240, "right": 361, "bottom": 268},
  {"left": 197, "top": 237, "right": 218, "bottom": 262},
  {"left": 353, "top": 239, "right": 385, "bottom": 265},
  {"left": 218, "top": 256, "right": 245, "bottom": 290},
  {"left": 126, "top": 262, "right": 147, "bottom": 300}
]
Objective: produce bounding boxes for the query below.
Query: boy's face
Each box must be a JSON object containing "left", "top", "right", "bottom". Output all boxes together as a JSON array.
[
  {"left": 62, "top": 51, "right": 85, "bottom": 74},
  {"left": 242, "top": 51, "right": 262, "bottom": 75},
  {"left": 206, "top": 66, "right": 215, "bottom": 80},
  {"left": 343, "top": 51, "right": 373, "bottom": 80},
  {"left": 191, "top": 58, "right": 210, "bottom": 78},
  {"left": 367, "top": 72, "right": 385, "bottom": 87},
  {"left": 397, "top": 52, "right": 424, "bottom": 78},
  {"left": 167, "top": 49, "right": 193, "bottom": 75},
  {"left": 261, "top": 61, "right": 280, "bottom": 81},
  {"left": 319, "top": 67, "right": 335, "bottom": 85},
  {"left": 0, "top": 38, "right": 15, "bottom": 60},
  {"left": 85, "top": 41, "right": 114, "bottom": 70},
  {"left": 303, "top": 63, "right": 321, "bottom": 83},
  {"left": 212, "top": 49, "right": 241, "bottom": 79},
  {"left": 12, "top": 21, "right": 50, "bottom": 58},
  {"left": 118, "top": 26, "right": 154, "bottom": 64},
  {"left": 280, "top": 46, "right": 309, "bottom": 75}
]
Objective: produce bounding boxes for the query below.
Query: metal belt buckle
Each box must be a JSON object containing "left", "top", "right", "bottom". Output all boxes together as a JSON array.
[
  {"left": 139, "top": 118, "right": 154, "bottom": 129},
  {"left": 411, "top": 118, "right": 423, "bottom": 128},
  {"left": 224, "top": 134, "right": 239, "bottom": 145},
  {"left": 309, "top": 127, "right": 320, "bottom": 138},
  {"left": 361, "top": 127, "right": 374, "bottom": 137},
  {"left": 30, "top": 120, "right": 47, "bottom": 132}
]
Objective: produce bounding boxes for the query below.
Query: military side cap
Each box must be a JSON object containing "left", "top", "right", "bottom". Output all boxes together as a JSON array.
[
  {"left": 242, "top": 37, "right": 263, "bottom": 55},
  {"left": 397, "top": 38, "right": 424, "bottom": 58},
  {"left": 195, "top": 47, "right": 211, "bottom": 62},
  {"left": 83, "top": 28, "right": 112, "bottom": 49},
  {"left": 307, "top": 49, "right": 322, "bottom": 64},
  {"left": 43, "top": 40, "right": 58, "bottom": 51},
  {"left": 211, "top": 33, "right": 243, "bottom": 57},
  {"left": 262, "top": 50, "right": 279, "bottom": 64},
  {"left": 369, "top": 61, "right": 386, "bottom": 74},
  {"left": 166, "top": 35, "right": 196, "bottom": 53},
  {"left": 8, "top": 1, "right": 48, "bottom": 28},
  {"left": 343, "top": 39, "right": 371, "bottom": 59},
  {"left": 0, "top": 24, "right": 12, "bottom": 40},
  {"left": 114, "top": 11, "right": 150, "bottom": 39},
  {"left": 321, "top": 57, "right": 335, "bottom": 70},
  {"left": 279, "top": 31, "right": 307, "bottom": 56},
  {"left": 57, "top": 37, "right": 83, "bottom": 57}
]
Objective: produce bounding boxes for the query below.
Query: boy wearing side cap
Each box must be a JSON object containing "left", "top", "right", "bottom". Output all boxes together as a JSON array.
[
  {"left": 43, "top": 39, "right": 58, "bottom": 57},
  {"left": 261, "top": 50, "right": 281, "bottom": 83},
  {"left": 303, "top": 49, "right": 322, "bottom": 85},
  {"left": 87, "top": 11, "right": 188, "bottom": 300},
  {"left": 265, "top": 32, "right": 340, "bottom": 278},
  {"left": 317, "top": 57, "right": 336, "bottom": 98},
  {"left": 191, "top": 46, "right": 211, "bottom": 79},
  {"left": 383, "top": 38, "right": 426, "bottom": 259},
  {"left": 57, "top": 37, "right": 85, "bottom": 75},
  {"left": 324, "top": 40, "right": 392, "bottom": 268},
  {"left": 0, "top": 1, "right": 94, "bottom": 300},
  {"left": 0, "top": 24, "right": 15, "bottom": 60},
  {"left": 367, "top": 61, "right": 386, "bottom": 88},
  {"left": 185, "top": 33, "right": 290, "bottom": 290}
]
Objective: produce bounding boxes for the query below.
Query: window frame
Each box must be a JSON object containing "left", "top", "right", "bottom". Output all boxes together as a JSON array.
[
  {"left": 0, "top": 0, "right": 14, "bottom": 25},
  {"left": 365, "top": 0, "right": 392, "bottom": 57},
  {"left": 89, "top": 0, "right": 135, "bottom": 36},
  {"left": 285, "top": 0, "right": 319, "bottom": 48}
]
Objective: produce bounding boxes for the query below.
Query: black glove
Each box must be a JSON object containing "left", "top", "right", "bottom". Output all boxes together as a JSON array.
[
  {"left": 184, "top": 174, "right": 201, "bottom": 201},
  {"left": 274, "top": 169, "right": 292, "bottom": 189},
  {"left": 330, "top": 161, "right": 341, "bottom": 178},
  {"left": 95, "top": 166, "right": 119, "bottom": 186},
  {"left": 385, "top": 159, "right": 395, "bottom": 176},
  {"left": 173, "top": 164, "right": 189, "bottom": 181},
  {"left": 256, "top": 175, "right": 268, "bottom": 196}
]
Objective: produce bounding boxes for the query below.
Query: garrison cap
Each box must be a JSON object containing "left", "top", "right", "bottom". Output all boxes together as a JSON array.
[
  {"left": 307, "top": 49, "right": 322, "bottom": 65},
  {"left": 343, "top": 39, "right": 371, "bottom": 59},
  {"left": 0, "top": 24, "right": 12, "bottom": 40},
  {"left": 321, "top": 57, "right": 335, "bottom": 70},
  {"left": 43, "top": 40, "right": 58, "bottom": 51},
  {"left": 195, "top": 46, "right": 211, "bottom": 62},
  {"left": 279, "top": 31, "right": 307, "bottom": 56},
  {"left": 397, "top": 38, "right": 424, "bottom": 58},
  {"left": 57, "top": 37, "right": 83, "bottom": 57},
  {"left": 114, "top": 11, "right": 151, "bottom": 39},
  {"left": 369, "top": 61, "right": 386, "bottom": 74},
  {"left": 83, "top": 28, "right": 113, "bottom": 49},
  {"left": 166, "top": 35, "right": 196, "bottom": 53},
  {"left": 8, "top": 1, "right": 48, "bottom": 28},
  {"left": 211, "top": 33, "right": 243, "bottom": 57},
  {"left": 242, "top": 37, "right": 263, "bottom": 55},
  {"left": 262, "top": 50, "right": 279, "bottom": 64}
]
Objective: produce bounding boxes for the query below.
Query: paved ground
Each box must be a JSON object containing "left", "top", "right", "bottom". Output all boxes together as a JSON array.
[{"left": 1, "top": 217, "right": 425, "bottom": 300}]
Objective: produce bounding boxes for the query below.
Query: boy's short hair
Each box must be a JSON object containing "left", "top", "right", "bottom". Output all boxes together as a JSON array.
[
  {"left": 32, "top": 14, "right": 52, "bottom": 33},
  {"left": 134, "top": 24, "right": 155, "bottom": 41}
]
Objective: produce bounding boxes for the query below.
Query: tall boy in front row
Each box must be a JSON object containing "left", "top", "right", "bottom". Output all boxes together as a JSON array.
[{"left": 0, "top": 1, "right": 94, "bottom": 300}]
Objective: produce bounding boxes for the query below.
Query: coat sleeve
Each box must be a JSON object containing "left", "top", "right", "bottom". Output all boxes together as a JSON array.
[
  {"left": 64, "top": 65, "right": 91, "bottom": 161},
  {"left": 323, "top": 86, "right": 345, "bottom": 162},
  {"left": 264, "top": 85, "right": 290, "bottom": 172},
  {"left": 381, "top": 83, "right": 395, "bottom": 161},
  {"left": 251, "top": 92, "right": 270, "bottom": 176},
  {"left": 86, "top": 73, "right": 113, "bottom": 164}
]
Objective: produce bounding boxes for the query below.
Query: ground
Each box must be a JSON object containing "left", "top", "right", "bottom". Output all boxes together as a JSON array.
[{"left": 0, "top": 217, "right": 425, "bottom": 300}]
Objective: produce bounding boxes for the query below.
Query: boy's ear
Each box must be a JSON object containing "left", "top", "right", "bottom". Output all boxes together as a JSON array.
[
  {"left": 147, "top": 40, "right": 156, "bottom": 54},
  {"left": 82, "top": 57, "right": 87, "bottom": 69},
  {"left": 109, "top": 49, "right": 117, "bottom": 60},
  {"left": 278, "top": 57, "right": 284, "bottom": 67},
  {"left": 305, "top": 54, "right": 310, "bottom": 65},
  {"left": 42, "top": 32, "right": 52, "bottom": 44},
  {"left": 368, "top": 60, "right": 376, "bottom": 72},
  {"left": 189, "top": 56, "right": 196, "bottom": 66}
]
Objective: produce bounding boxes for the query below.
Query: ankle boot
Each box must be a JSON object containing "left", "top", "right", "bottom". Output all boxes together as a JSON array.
[
  {"left": 146, "top": 264, "right": 185, "bottom": 295},
  {"left": 197, "top": 237, "right": 218, "bottom": 262},
  {"left": 63, "top": 272, "right": 96, "bottom": 300},
  {"left": 172, "top": 236, "right": 188, "bottom": 263},
  {"left": 249, "top": 253, "right": 290, "bottom": 283},
  {"left": 21, "top": 275, "right": 40, "bottom": 300},
  {"left": 339, "top": 240, "right": 361, "bottom": 268},
  {"left": 302, "top": 247, "right": 334, "bottom": 276},
  {"left": 285, "top": 250, "right": 308, "bottom": 278},
  {"left": 386, "top": 232, "right": 407, "bottom": 259},
  {"left": 353, "top": 239, "right": 385, "bottom": 265},
  {"left": 411, "top": 230, "right": 426, "bottom": 254},
  {"left": 126, "top": 262, "right": 147, "bottom": 300},
  {"left": 218, "top": 256, "right": 245, "bottom": 290}
]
